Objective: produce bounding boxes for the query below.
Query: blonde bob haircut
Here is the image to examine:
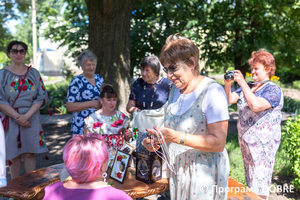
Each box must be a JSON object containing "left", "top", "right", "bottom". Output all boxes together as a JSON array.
[{"left": 160, "top": 33, "right": 200, "bottom": 73}]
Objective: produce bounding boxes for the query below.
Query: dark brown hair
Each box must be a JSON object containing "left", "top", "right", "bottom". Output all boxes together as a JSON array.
[
  {"left": 99, "top": 84, "right": 118, "bottom": 99},
  {"left": 6, "top": 41, "right": 28, "bottom": 57}
]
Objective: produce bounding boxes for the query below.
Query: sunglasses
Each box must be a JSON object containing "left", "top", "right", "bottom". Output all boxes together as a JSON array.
[
  {"left": 10, "top": 49, "right": 26, "bottom": 55},
  {"left": 163, "top": 58, "right": 189, "bottom": 74}
]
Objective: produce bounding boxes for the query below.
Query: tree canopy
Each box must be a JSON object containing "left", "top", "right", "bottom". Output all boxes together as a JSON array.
[{"left": 1, "top": 0, "right": 300, "bottom": 83}]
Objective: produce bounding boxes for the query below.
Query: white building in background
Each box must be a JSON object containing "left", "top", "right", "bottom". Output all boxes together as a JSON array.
[{"left": 36, "top": 21, "right": 82, "bottom": 76}]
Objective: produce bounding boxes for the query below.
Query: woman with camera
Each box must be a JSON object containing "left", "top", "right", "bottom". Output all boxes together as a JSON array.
[
  {"left": 143, "top": 33, "right": 230, "bottom": 200},
  {"left": 0, "top": 41, "right": 48, "bottom": 179},
  {"left": 224, "top": 49, "right": 283, "bottom": 199}
]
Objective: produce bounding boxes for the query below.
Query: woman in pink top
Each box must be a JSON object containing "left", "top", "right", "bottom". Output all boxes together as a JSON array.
[{"left": 43, "top": 133, "right": 132, "bottom": 200}]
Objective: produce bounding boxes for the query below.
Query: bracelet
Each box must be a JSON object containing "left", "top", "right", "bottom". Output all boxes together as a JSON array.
[{"left": 177, "top": 132, "right": 186, "bottom": 145}]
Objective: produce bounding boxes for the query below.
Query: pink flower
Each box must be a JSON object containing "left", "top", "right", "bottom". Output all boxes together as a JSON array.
[
  {"left": 121, "top": 113, "right": 125, "bottom": 119},
  {"left": 111, "top": 122, "right": 117, "bottom": 127},
  {"left": 93, "top": 122, "right": 103, "bottom": 129},
  {"left": 114, "top": 119, "right": 123, "bottom": 126}
]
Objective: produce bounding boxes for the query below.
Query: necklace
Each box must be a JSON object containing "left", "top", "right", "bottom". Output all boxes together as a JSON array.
[
  {"left": 82, "top": 74, "right": 95, "bottom": 80},
  {"left": 142, "top": 81, "right": 158, "bottom": 109}
]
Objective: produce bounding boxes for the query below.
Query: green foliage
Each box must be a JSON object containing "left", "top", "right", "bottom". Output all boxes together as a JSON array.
[
  {"left": 282, "top": 115, "right": 300, "bottom": 190},
  {"left": 131, "top": 0, "right": 204, "bottom": 75},
  {"left": 0, "top": 51, "right": 10, "bottom": 66},
  {"left": 40, "top": 0, "right": 88, "bottom": 60},
  {"left": 293, "top": 81, "right": 300, "bottom": 90},
  {"left": 201, "top": 0, "right": 300, "bottom": 77},
  {"left": 225, "top": 132, "right": 246, "bottom": 185},
  {"left": 282, "top": 97, "right": 300, "bottom": 114},
  {"left": 61, "top": 61, "right": 75, "bottom": 81},
  {"left": 40, "top": 79, "right": 70, "bottom": 114}
]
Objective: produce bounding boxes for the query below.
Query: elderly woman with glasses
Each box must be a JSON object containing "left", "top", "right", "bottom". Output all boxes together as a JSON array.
[
  {"left": 143, "top": 34, "right": 230, "bottom": 200},
  {"left": 66, "top": 50, "right": 104, "bottom": 136},
  {"left": 126, "top": 56, "right": 172, "bottom": 139},
  {"left": 0, "top": 41, "right": 48, "bottom": 179}
]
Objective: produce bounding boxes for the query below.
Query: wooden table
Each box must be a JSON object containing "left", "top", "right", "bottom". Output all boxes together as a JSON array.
[{"left": 0, "top": 163, "right": 261, "bottom": 199}]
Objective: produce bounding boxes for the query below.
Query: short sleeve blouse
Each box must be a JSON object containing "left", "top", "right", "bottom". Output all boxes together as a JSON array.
[
  {"left": 235, "top": 83, "right": 281, "bottom": 108},
  {"left": 66, "top": 74, "right": 104, "bottom": 135},
  {"left": 129, "top": 77, "right": 172, "bottom": 110}
]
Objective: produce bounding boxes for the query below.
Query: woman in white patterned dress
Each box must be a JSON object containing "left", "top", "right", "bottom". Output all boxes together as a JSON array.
[
  {"left": 224, "top": 49, "right": 283, "bottom": 199},
  {"left": 143, "top": 33, "right": 230, "bottom": 200}
]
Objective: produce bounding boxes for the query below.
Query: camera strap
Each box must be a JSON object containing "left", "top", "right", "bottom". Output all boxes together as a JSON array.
[
  {"left": 237, "top": 79, "right": 271, "bottom": 105},
  {"left": 248, "top": 80, "right": 271, "bottom": 85}
]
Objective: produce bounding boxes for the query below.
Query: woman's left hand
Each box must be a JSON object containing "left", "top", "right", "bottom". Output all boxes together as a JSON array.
[
  {"left": 124, "top": 129, "right": 132, "bottom": 141},
  {"left": 14, "top": 114, "right": 31, "bottom": 127}
]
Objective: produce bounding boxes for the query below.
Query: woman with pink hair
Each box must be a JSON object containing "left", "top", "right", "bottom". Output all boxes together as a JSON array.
[{"left": 43, "top": 133, "right": 132, "bottom": 200}]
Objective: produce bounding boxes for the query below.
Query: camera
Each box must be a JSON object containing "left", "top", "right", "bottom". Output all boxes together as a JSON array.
[{"left": 224, "top": 70, "right": 236, "bottom": 80}]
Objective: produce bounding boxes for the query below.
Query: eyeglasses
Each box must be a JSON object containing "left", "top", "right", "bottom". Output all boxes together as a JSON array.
[
  {"left": 163, "top": 58, "right": 189, "bottom": 74},
  {"left": 10, "top": 49, "right": 26, "bottom": 55}
]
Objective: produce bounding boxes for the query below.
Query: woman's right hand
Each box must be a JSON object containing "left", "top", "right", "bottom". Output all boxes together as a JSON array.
[
  {"left": 142, "top": 137, "right": 160, "bottom": 152},
  {"left": 91, "top": 100, "right": 101, "bottom": 109}
]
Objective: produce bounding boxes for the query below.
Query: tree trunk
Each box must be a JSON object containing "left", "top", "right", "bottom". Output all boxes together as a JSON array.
[{"left": 85, "top": 0, "right": 135, "bottom": 113}]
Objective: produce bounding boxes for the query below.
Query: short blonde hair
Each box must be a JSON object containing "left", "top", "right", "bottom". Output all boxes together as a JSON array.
[{"left": 160, "top": 33, "right": 200, "bottom": 73}]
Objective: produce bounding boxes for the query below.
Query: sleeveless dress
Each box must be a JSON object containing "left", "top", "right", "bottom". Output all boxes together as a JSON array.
[
  {"left": 165, "top": 79, "right": 230, "bottom": 200},
  {"left": 236, "top": 82, "right": 283, "bottom": 196}
]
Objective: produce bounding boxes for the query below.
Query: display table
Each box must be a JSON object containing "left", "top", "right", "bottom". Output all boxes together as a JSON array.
[{"left": 0, "top": 163, "right": 261, "bottom": 199}]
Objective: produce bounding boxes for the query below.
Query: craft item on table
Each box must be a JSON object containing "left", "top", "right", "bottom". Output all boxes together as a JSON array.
[
  {"left": 149, "top": 129, "right": 176, "bottom": 175},
  {"left": 121, "top": 142, "right": 135, "bottom": 154},
  {"left": 136, "top": 132, "right": 162, "bottom": 184},
  {"left": 110, "top": 149, "right": 131, "bottom": 184}
]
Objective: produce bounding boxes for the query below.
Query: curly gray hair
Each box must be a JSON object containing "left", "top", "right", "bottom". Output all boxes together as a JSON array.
[{"left": 77, "top": 50, "right": 97, "bottom": 67}]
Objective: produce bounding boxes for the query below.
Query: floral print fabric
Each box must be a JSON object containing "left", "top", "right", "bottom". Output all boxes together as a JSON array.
[
  {"left": 67, "top": 74, "right": 104, "bottom": 135},
  {"left": 235, "top": 82, "right": 283, "bottom": 196},
  {"left": 84, "top": 111, "right": 129, "bottom": 151}
]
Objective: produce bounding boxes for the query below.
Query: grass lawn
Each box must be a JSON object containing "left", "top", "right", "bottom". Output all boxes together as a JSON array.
[{"left": 226, "top": 126, "right": 292, "bottom": 186}]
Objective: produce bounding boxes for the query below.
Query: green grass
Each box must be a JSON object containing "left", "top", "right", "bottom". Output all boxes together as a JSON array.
[{"left": 226, "top": 127, "right": 292, "bottom": 186}]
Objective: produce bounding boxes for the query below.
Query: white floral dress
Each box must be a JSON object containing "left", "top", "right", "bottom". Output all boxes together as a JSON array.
[{"left": 84, "top": 111, "right": 129, "bottom": 151}]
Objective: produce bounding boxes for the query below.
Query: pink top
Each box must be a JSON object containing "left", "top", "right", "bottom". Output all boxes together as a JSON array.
[{"left": 43, "top": 182, "right": 132, "bottom": 200}]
